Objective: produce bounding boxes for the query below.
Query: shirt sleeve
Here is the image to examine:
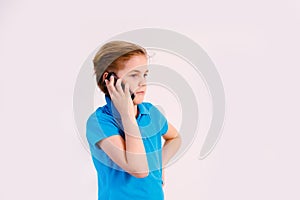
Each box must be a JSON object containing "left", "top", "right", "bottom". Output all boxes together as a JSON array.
[
  {"left": 86, "top": 110, "right": 120, "bottom": 150},
  {"left": 148, "top": 103, "right": 169, "bottom": 136}
]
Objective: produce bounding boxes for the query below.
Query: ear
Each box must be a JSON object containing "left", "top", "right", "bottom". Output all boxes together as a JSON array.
[{"left": 102, "top": 71, "right": 109, "bottom": 81}]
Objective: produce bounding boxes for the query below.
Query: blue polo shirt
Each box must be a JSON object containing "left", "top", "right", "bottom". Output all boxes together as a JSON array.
[{"left": 86, "top": 95, "right": 168, "bottom": 200}]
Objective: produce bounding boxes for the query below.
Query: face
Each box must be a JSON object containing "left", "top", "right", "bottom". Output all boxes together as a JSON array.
[{"left": 116, "top": 54, "right": 149, "bottom": 104}]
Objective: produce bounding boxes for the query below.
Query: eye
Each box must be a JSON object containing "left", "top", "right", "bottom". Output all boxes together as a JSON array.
[
  {"left": 144, "top": 74, "right": 148, "bottom": 77},
  {"left": 130, "top": 74, "right": 138, "bottom": 77}
]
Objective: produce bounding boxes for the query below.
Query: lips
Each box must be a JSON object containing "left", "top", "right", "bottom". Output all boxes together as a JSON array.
[{"left": 136, "top": 91, "right": 145, "bottom": 94}]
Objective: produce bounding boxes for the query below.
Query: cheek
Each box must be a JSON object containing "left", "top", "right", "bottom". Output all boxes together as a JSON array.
[{"left": 125, "top": 80, "right": 138, "bottom": 90}]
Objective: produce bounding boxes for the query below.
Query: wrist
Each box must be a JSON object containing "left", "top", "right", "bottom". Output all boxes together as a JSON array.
[{"left": 120, "top": 112, "right": 136, "bottom": 124}]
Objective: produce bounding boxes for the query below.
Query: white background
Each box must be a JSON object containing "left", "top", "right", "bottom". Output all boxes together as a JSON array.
[{"left": 1, "top": 0, "right": 300, "bottom": 199}]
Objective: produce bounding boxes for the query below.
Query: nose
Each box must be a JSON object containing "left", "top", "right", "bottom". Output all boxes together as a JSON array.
[{"left": 138, "top": 75, "right": 147, "bottom": 87}]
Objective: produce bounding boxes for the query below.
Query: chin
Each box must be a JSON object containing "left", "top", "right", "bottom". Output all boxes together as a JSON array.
[{"left": 133, "top": 95, "right": 144, "bottom": 105}]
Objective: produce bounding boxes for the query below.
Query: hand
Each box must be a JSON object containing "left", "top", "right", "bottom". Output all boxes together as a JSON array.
[{"left": 105, "top": 75, "right": 135, "bottom": 118}]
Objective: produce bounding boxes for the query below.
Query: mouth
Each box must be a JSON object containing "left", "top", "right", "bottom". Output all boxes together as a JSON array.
[{"left": 136, "top": 91, "right": 145, "bottom": 94}]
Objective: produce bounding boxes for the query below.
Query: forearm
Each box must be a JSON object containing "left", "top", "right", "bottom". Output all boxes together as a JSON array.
[
  {"left": 121, "top": 115, "right": 149, "bottom": 174},
  {"left": 162, "top": 135, "right": 182, "bottom": 167}
]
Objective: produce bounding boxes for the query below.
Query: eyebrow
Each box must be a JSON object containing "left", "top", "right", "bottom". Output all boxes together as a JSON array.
[{"left": 129, "top": 69, "right": 149, "bottom": 73}]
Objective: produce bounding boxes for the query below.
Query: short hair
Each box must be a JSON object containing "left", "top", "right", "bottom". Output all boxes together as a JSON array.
[{"left": 93, "top": 40, "right": 147, "bottom": 95}]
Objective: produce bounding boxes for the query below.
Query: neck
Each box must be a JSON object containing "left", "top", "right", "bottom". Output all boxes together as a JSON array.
[{"left": 134, "top": 104, "right": 139, "bottom": 118}]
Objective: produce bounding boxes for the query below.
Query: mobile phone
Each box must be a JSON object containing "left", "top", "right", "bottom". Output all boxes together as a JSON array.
[{"left": 105, "top": 72, "right": 135, "bottom": 100}]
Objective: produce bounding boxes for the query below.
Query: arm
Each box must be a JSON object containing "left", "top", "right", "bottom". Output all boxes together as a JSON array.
[
  {"left": 161, "top": 122, "right": 181, "bottom": 186},
  {"left": 97, "top": 114, "right": 149, "bottom": 178},
  {"left": 162, "top": 122, "right": 182, "bottom": 168},
  {"left": 98, "top": 77, "right": 149, "bottom": 178}
]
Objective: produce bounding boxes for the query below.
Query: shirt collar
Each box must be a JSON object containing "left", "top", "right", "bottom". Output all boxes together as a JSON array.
[{"left": 104, "top": 95, "right": 149, "bottom": 116}]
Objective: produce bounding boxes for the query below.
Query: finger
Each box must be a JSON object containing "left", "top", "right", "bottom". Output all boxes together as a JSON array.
[
  {"left": 106, "top": 76, "right": 116, "bottom": 94},
  {"left": 124, "top": 82, "right": 130, "bottom": 96},
  {"left": 104, "top": 79, "right": 112, "bottom": 96},
  {"left": 115, "top": 78, "right": 123, "bottom": 93}
]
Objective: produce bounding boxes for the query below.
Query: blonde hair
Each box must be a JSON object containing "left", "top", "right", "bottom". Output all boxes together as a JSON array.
[{"left": 93, "top": 40, "right": 147, "bottom": 95}]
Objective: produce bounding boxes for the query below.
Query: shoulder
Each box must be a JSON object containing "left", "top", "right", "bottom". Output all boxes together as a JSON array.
[
  {"left": 86, "top": 106, "right": 122, "bottom": 146},
  {"left": 141, "top": 101, "right": 153, "bottom": 109},
  {"left": 141, "top": 102, "right": 168, "bottom": 135},
  {"left": 142, "top": 102, "right": 166, "bottom": 116},
  {"left": 86, "top": 107, "right": 103, "bottom": 124},
  {"left": 142, "top": 101, "right": 160, "bottom": 111},
  {"left": 86, "top": 106, "right": 117, "bottom": 128}
]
